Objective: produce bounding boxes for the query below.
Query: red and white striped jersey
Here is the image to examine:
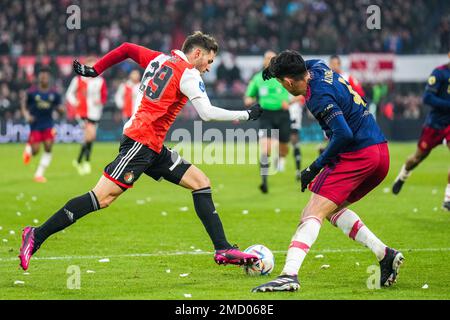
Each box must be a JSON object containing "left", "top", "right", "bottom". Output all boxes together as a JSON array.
[
  {"left": 66, "top": 76, "right": 107, "bottom": 121},
  {"left": 114, "top": 80, "right": 140, "bottom": 118}
]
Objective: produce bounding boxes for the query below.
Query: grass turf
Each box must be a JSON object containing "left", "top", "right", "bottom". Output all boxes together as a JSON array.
[{"left": 0, "top": 142, "right": 449, "bottom": 299}]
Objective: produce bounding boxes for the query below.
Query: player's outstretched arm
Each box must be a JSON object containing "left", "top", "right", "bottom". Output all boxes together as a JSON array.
[
  {"left": 180, "top": 68, "right": 262, "bottom": 121},
  {"left": 73, "top": 43, "right": 161, "bottom": 77},
  {"left": 423, "top": 91, "right": 450, "bottom": 109}
]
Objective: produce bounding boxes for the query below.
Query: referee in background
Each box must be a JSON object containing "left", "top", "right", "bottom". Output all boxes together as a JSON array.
[{"left": 244, "top": 50, "right": 292, "bottom": 194}]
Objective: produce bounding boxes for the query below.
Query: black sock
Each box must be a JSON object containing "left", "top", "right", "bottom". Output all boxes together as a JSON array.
[
  {"left": 192, "top": 187, "right": 231, "bottom": 250},
  {"left": 34, "top": 191, "right": 100, "bottom": 249},
  {"left": 77, "top": 144, "right": 87, "bottom": 163},
  {"left": 85, "top": 142, "right": 93, "bottom": 162},
  {"left": 293, "top": 144, "right": 301, "bottom": 171},
  {"left": 260, "top": 154, "right": 270, "bottom": 185}
]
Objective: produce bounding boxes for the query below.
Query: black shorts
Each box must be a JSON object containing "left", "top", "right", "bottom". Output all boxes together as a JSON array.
[
  {"left": 103, "top": 135, "right": 192, "bottom": 189},
  {"left": 258, "top": 109, "right": 291, "bottom": 143}
]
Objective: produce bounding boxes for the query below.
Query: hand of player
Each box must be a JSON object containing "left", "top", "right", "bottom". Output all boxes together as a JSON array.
[
  {"left": 73, "top": 60, "right": 98, "bottom": 77},
  {"left": 300, "top": 162, "right": 322, "bottom": 192},
  {"left": 247, "top": 103, "right": 263, "bottom": 121}
]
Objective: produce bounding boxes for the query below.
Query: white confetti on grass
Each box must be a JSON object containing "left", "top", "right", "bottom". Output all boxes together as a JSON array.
[
  {"left": 413, "top": 208, "right": 418, "bottom": 213},
  {"left": 314, "top": 254, "right": 324, "bottom": 259},
  {"left": 23, "top": 273, "right": 30, "bottom": 276},
  {"left": 9, "top": 230, "right": 15, "bottom": 235},
  {"left": 242, "top": 210, "right": 249, "bottom": 215},
  {"left": 433, "top": 207, "right": 438, "bottom": 212},
  {"left": 86, "top": 270, "right": 96, "bottom": 274},
  {"left": 161, "top": 211, "right": 168, "bottom": 216},
  {"left": 31, "top": 196, "right": 37, "bottom": 202},
  {"left": 274, "top": 208, "right": 281, "bottom": 213},
  {"left": 16, "top": 212, "right": 22, "bottom": 216},
  {"left": 184, "top": 293, "right": 192, "bottom": 298},
  {"left": 382, "top": 187, "right": 390, "bottom": 193},
  {"left": 179, "top": 273, "right": 189, "bottom": 277},
  {"left": 355, "top": 262, "right": 360, "bottom": 266},
  {"left": 320, "top": 264, "right": 330, "bottom": 269},
  {"left": 431, "top": 189, "right": 437, "bottom": 195},
  {"left": 145, "top": 197, "right": 152, "bottom": 202},
  {"left": 179, "top": 207, "right": 188, "bottom": 212},
  {"left": 2, "top": 239, "right": 8, "bottom": 243},
  {"left": 166, "top": 269, "right": 171, "bottom": 273},
  {"left": 0, "top": 226, "right": 3, "bottom": 230},
  {"left": 14, "top": 280, "right": 25, "bottom": 286},
  {"left": 422, "top": 284, "right": 429, "bottom": 289},
  {"left": 136, "top": 200, "right": 145, "bottom": 205},
  {"left": 194, "top": 249, "right": 202, "bottom": 252},
  {"left": 98, "top": 258, "right": 110, "bottom": 263},
  {"left": 33, "top": 219, "right": 39, "bottom": 224}
]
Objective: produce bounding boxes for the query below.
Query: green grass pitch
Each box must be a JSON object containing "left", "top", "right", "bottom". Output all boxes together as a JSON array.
[{"left": 0, "top": 142, "right": 449, "bottom": 299}]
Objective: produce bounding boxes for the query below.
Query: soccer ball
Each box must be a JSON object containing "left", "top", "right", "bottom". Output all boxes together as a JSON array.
[{"left": 243, "top": 244, "right": 274, "bottom": 276}]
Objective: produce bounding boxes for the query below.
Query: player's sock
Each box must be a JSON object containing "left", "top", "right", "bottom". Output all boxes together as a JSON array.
[
  {"left": 293, "top": 143, "right": 301, "bottom": 171},
  {"left": 396, "top": 164, "right": 411, "bottom": 182},
  {"left": 192, "top": 187, "right": 231, "bottom": 250},
  {"left": 278, "top": 157, "right": 286, "bottom": 172},
  {"left": 34, "top": 152, "right": 52, "bottom": 178},
  {"left": 85, "top": 142, "right": 93, "bottom": 161},
  {"left": 330, "top": 208, "right": 387, "bottom": 261},
  {"left": 260, "top": 154, "right": 269, "bottom": 185},
  {"left": 25, "top": 144, "right": 32, "bottom": 157},
  {"left": 77, "top": 143, "right": 87, "bottom": 163},
  {"left": 34, "top": 191, "right": 100, "bottom": 247},
  {"left": 281, "top": 216, "right": 322, "bottom": 276},
  {"left": 445, "top": 184, "right": 450, "bottom": 202}
]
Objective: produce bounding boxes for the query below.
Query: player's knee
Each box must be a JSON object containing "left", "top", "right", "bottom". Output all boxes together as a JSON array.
[
  {"left": 194, "top": 175, "right": 210, "bottom": 190},
  {"left": 97, "top": 194, "right": 117, "bottom": 209}
]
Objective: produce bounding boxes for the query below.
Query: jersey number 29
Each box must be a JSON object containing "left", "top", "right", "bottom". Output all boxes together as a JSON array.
[{"left": 141, "top": 61, "right": 174, "bottom": 100}]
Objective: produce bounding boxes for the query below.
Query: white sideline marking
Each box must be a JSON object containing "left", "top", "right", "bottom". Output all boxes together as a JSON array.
[{"left": 1, "top": 247, "right": 450, "bottom": 263}]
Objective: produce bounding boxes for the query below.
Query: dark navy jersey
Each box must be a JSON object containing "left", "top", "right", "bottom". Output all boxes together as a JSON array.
[
  {"left": 26, "top": 88, "right": 61, "bottom": 131},
  {"left": 423, "top": 64, "right": 450, "bottom": 130},
  {"left": 304, "top": 60, "right": 386, "bottom": 167}
]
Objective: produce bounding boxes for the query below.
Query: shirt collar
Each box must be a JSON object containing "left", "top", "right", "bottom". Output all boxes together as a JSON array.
[{"left": 172, "top": 50, "right": 189, "bottom": 63}]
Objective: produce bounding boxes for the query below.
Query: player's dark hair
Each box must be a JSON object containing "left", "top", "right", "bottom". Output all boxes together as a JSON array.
[
  {"left": 182, "top": 31, "right": 219, "bottom": 54},
  {"left": 38, "top": 66, "right": 51, "bottom": 74},
  {"left": 268, "top": 50, "right": 307, "bottom": 80},
  {"left": 329, "top": 54, "right": 340, "bottom": 61}
]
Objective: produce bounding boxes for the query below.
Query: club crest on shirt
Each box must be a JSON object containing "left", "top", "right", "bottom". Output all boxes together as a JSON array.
[
  {"left": 428, "top": 76, "right": 436, "bottom": 86},
  {"left": 124, "top": 171, "right": 134, "bottom": 183},
  {"left": 199, "top": 81, "right": 205, "bottom": 92}
]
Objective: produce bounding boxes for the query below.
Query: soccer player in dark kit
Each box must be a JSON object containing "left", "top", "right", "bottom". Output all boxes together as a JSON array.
[
  {"left": 252, "top": 51, "right": 404, "bottom": 292},
  {"left": 21, "top": 67, "right": 63, "bottom": 183},
  {"left": 392, "top": 52, "right": 450, "bottom": 211},
  {"left": 19, "top": 32, "right": 263, "bottom": 271}
]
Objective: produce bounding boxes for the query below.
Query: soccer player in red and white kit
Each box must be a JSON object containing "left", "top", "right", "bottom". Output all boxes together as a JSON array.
[
  {"left": 66, "top": 56, "right": 108, "bottom": 175},
  {"left": 19, "top": 32, "right": 262, "bottom": 271},
  {"left": 115, "top": 69, "right": 141, "bottom": 122}
]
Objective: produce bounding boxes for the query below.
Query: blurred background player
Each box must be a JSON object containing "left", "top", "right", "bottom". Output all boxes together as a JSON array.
[
  {"left": 244, "top": 50, "right": 291, "bottom": 193},
  {"left": 114, "top": 69, "right": 141, "bottom": 122},
  {"left": 392, "top": 52, "right": 450, "bottom": 211},
  {"left": 21, "top": 67, "right": 63, "bottom": 183},
  {"left": 253, "top": 51, "right": 403, "bottom": 293},
  {"left": 288, "top": 95, "right": 305, "bottom": 181},
  {"left": 66, "top": 56, "right": 108, "bottom": 175}
]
